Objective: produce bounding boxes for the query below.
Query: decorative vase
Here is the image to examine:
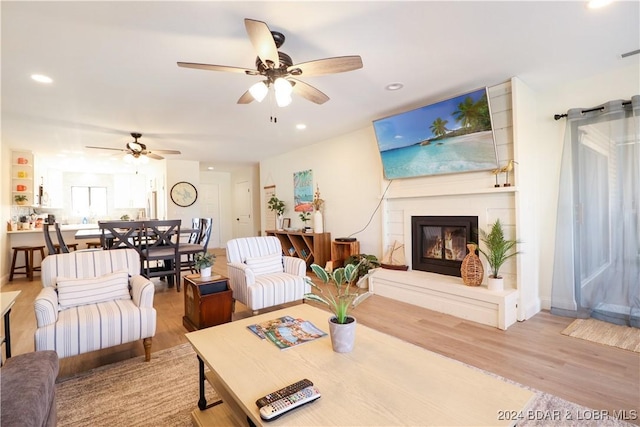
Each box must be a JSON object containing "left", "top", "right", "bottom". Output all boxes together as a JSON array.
[
  {"left": 328, "top": 316, "right": 356, "bottom": 353},
  {"left": 487, "top": 276, "right": 504, "bottom": 292},
  {"left": 461, "top": 243, "right": 483, "bottom": 286},
  {"left": 200, "top": 266, "right": 212, "bottom": 278},
  {"left": 276, "top": 214, "right": 284, "bottom": 231},
  {"left": 313, "top": 210, "right": 323, "bottom": 233}
]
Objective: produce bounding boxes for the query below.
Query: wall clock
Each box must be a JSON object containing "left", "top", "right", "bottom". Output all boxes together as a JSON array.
[{"left": 170, "top": 181, "right": 197, "bottom": 207}]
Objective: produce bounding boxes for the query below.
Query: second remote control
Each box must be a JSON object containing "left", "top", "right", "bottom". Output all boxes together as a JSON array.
[{"left": 255, "top": 379, "right": 314, "bottom": 408}]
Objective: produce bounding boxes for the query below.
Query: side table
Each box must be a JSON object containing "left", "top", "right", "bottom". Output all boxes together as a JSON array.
[
  {"left": 183, "top": 274, "right": 233, "bottom": 332},
  {"left": 1, "top": 291, "right": 21, "bottom": 363},
  {"left": 330, "top": 239, "right": 360, "bottom": 268}
]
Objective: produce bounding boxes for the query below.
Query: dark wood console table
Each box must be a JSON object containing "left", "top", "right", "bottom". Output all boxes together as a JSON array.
[{"left": 266, "top": 230, "right": 331, "bottom": 269}]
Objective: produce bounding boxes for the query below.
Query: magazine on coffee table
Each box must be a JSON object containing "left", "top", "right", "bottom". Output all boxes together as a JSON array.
[{"left": 247, "top": 316, "right": 327, "bottom": 349}]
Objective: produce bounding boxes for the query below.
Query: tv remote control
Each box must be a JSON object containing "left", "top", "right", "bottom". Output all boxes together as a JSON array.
[
  {"left": 259, "top": 386, "right": 321, "bottom": 421},
  {"left": 255, "top": 379, "right": 314, "bottom": 408}
]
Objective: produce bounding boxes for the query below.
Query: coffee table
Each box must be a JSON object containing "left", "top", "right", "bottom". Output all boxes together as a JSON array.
[{"left": 186, "top": 304, "right": 535, "bottom": 426}]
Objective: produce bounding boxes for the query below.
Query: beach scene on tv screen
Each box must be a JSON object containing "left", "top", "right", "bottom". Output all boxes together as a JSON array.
[{"left": 373, "top": 87, "right": 498, "bottom": 179}]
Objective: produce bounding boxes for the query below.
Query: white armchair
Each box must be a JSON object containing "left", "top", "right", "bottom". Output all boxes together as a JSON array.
[
  {"left": 226, "top": 236, "right": 309, "bottom": 314},
  {"left": 35, "top": 248, "right": 157, "bottom": 361}
]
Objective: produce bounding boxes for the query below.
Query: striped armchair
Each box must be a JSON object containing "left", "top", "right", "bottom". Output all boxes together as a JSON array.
[
  {"left": 34, "top": 249, "right": 156, "bottom": 361},
  {"left": 226, "top": 236, "right": 309, "bottom": 314}
]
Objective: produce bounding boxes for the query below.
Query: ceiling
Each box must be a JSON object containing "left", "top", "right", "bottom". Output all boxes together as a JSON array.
[{"left": 2, "top": 1, "right": 638, "bottom": 173}]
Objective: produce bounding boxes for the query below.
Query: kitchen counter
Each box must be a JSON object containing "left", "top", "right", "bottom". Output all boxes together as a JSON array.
[{"left": 6, "top": 223, "right": 98, "bottom": 234}]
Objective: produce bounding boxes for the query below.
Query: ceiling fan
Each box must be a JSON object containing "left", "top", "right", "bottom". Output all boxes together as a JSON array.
[
  {"left": 86, "top": 133, "right": 181, "bottom": 160},
  {"left": 177, "top": 18, "right": 363, "bottom": 106}
]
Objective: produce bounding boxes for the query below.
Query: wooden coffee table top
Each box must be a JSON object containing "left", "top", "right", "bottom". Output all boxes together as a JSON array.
[{"left": 186, "top": 304, "right": 534, "bottom": 426}]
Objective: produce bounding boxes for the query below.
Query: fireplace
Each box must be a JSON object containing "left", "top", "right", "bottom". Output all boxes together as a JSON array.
[{"left": 411, "top": 216, "right": 478, "bottom": 277}]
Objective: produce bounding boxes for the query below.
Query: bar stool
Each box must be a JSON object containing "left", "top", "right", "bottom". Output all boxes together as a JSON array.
[
  {"left": 9, "top": 245, "right": 45, "bottom": 281},
  {"left": 86, "top": 241, "right": 102, "bottom": 249}
]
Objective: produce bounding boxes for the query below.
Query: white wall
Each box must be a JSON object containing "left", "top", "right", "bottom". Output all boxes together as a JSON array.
[
  {"left": 166, "top": 159, "right": 202, "bottom": 231},
  {"left": 259, "top": 65, "right": 640, "bottom": 318},
  {"left": 260, "top": 127, "right": 384, "bottom": 257}
]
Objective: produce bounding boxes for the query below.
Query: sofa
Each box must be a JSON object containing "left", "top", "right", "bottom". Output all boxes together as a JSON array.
[
  {"left": 34, "top": 248, "right": 157, "bottom": 361},
  {"left": 0, "top": 350, "right": 59, "bottom": 427}
]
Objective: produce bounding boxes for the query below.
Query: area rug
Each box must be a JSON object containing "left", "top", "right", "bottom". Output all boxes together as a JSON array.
[
  {"left": 561, "top": 318, "right": 640, "bottom": 353},
  {"left": 56, "top": 343, "right": 634, "bottom": 427},
  {"left": 56, "top": 344, "right": 218, "bottom": 426}
]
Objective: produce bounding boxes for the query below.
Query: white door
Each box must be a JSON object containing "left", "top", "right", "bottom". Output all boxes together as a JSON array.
[
  {"left": 199, "top": 183, "right": 221, "bottom": 249},
  {"left": 234, "top": 181, "right": 252, "bottom": 238}
]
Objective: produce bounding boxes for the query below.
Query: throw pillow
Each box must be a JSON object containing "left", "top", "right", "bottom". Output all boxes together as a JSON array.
[
  {"left": 245, "top": 253, "right": 283, "bottom": 276},
  {"left": 56, "top": 270, "right": 131, "bottom": 309}
]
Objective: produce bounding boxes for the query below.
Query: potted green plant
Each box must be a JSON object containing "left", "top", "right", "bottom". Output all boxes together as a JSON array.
[
  {"left": 267, "top": 195, "right": 286, "bottom": 230},
  {"left": 304, "top": 262, "right": 370, "bottom": 352},
  {"left": 344, "top": 254, "right": 380, "bottom": 288},
  {"left": 478, "top": 219, "right": 520, "bottom": 291},
  {"left": 14, "top": 194, "right": 28, "bottom": 205},
  {"left": 299, "top": 212, "right": 311, "bottom": 233},
  {"left": 194, "top": 251, "right": 216, "bottom": 278}
]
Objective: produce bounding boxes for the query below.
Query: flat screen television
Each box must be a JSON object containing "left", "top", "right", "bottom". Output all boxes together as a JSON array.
[{"left": 372, "top": 87, "right": 498, "bottom": 180}]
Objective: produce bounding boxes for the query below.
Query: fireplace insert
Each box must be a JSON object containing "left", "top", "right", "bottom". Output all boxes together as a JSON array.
[{"left": 411, "top": 216, "right": 478, "bottom": 277}]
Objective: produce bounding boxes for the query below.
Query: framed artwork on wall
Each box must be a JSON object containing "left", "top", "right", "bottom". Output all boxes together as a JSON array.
[{"left": 293, "top": 169, "right": 313, "bottom": 212}]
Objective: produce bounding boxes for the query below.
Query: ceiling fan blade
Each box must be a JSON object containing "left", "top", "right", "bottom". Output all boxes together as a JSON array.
[
  {"left": 289, "top": 56, "right": 363, "bottom": 77},
  {"left": 244, "top": 18, "right": 279, "bottom": 68},
  {"left": 145, "top": 152, "right": 164, "bottom": 160},
  {"left": 177, "top": 62, "right": 257, "bottom": 75},
  {"left": 150, "top": 149, "right": 181, "bottom": 154},
  {"left": 237, "top": 90, "right": 255, "bottom": 104},
  {"left": 86, "top": 146, "right": 127, "bottom": 152},
  {"left": 289, "top": 78, "right": 330, "bottom": 105}
]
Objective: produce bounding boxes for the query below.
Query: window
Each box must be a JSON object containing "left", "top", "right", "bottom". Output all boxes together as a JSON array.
[{"left": 71, "top": 186, "right": 107, "bottom": 217}]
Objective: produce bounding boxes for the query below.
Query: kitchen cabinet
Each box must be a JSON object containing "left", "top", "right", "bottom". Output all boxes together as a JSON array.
[
  {"left": 11, "top": 150, "right": 34, "bottom": 206},
  {"left": 114, "top": 174, "right": 147, "bottom": 208}
]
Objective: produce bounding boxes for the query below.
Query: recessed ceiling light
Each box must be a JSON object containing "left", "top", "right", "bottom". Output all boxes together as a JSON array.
[
  {"left": 587, "top": 0, "right": 613, "bottom": 9},
  {"left": 385, "top": 82, "right": 404, "bottom": 91},
  {"left": 296, "top": 123, "right": 307, "bottom": 130},
  {"left": 31, "top": 74, "right": 53, "bottom": 84},
  {"left": 207, "top": 166, "right": 214, "bottom": 170}
]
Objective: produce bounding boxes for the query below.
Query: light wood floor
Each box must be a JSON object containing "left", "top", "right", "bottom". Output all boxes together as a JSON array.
[{"left": 3, "top": 249, "right": 639, "bottom": 424}]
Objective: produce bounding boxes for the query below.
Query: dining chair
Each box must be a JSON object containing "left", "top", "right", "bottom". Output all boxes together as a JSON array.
[
  {"left": 179, "top": 218, "right": 212, "bottom": 274},
  {"left": 43, "top": 223, "right": 78, "bottom": 256},
  {"left": 139, "top": 219, "right": 182, "bottom": 291},
  {"left": 98, "top": 220, "right": 144, "bottom": 251}
]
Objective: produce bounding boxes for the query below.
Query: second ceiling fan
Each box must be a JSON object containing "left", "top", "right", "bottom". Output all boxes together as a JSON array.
[{"left": 177, "top": 18, "right": 363, "bottom": 106}]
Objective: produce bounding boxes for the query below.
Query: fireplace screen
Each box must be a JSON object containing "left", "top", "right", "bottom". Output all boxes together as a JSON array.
[{"left": 412, "top": 216, "right": 478, "bottom": 277}]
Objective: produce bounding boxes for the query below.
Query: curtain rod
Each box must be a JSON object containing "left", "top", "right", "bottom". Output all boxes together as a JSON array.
[{"left": 554, "top": 100, "right": 632, "bottom": 120}]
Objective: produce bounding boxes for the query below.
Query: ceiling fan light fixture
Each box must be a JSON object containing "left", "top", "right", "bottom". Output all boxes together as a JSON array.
[
  {"left": 124, "top": 153, "right": 148, "bottom": 164},
  {"left": 276, "top": 92, "right": 292, "bottom": 107},
  {"left": 274, "top": 78, "right": 293, "bottom": 95},
  {"left": 249, "top": 81, "right": 269, "bottom": 102}
]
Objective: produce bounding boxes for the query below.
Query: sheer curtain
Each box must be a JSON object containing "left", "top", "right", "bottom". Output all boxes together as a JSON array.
[{"left": 551, "top": 95, "right": 639, "bottom": 328}]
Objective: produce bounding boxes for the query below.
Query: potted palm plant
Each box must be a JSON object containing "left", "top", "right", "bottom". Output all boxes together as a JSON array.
[
  {"left": 478, "top": 219, "right": 520, "bottom": 291},
  {"left": 267, "top": 195, "right": 286, "bottom": 230},
  {"left": 304, "top": 262, "right": 370, "bottom": 353},
  {"left": 194, "top": 251, "right": 215, "bottom": 278}
]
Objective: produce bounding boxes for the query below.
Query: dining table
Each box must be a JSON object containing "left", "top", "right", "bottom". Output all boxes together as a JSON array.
[{"left": 74, "top": 222, "right": 199, "bottom": 290}]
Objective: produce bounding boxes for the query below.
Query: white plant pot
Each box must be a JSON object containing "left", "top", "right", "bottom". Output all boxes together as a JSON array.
[
  {"left": 276, "top": 214, "right": 284, "bottom": 231},
  {"left": 328, "top": 316, "right": 356, "bottom": 353},
  {"left": 487, "top": 276, "right": 504, "bottom": 292},
  {"left": 200, "top": 266, "right": 212, "bottom": 278}
]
